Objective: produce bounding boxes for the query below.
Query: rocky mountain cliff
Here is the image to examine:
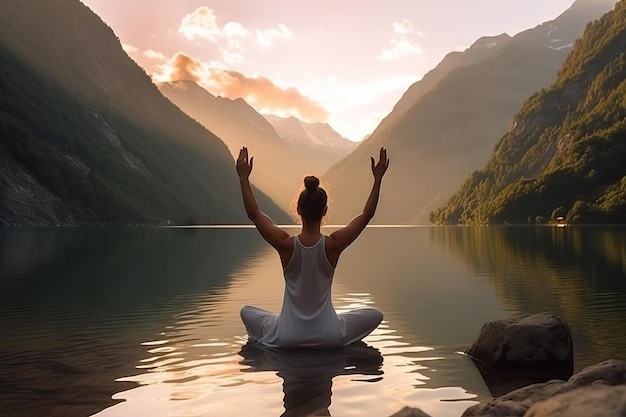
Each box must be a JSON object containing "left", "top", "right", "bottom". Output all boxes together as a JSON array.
[
  {"left": 432, "top": 0, "right": 626, "bottom": 225},
  {"left": 0, "top": 0, "right": 288, "bottom": 225},
  {"left": 322, "top": 0, "right": 618, "bottom": 225}
]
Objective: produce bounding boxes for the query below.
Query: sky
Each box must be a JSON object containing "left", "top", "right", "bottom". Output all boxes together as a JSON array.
[{"left": 79, "top": 0, "right": 576, "bottom": 141}]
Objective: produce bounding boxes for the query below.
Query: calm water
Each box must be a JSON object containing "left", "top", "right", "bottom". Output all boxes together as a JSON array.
[{"left": 1, "top": 225, "right": 625, "bottom": 417}]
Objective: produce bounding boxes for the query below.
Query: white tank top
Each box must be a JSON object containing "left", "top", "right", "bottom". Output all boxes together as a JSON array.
[{"left": 258, "top": 235, "right": 346, "bottom": 348}]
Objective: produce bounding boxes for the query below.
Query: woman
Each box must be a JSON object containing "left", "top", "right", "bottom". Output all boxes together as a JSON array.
[{"left": 236, "top": 146, "right": 389, "bottom": 348}]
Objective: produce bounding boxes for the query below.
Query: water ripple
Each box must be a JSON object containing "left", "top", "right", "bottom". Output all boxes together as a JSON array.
[
  {"left": 4, "top": 226, "right": 625, "bottom": 417},
  {"left": 90, "top": 287, "right": 481, "bottom": 417}
]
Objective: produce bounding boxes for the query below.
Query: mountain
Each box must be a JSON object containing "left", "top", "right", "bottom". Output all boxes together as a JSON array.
[
  {"left": 159, "top": 80, "right": 354, "bottom": 209},
  {"left": 431, "top": 0, "right": 626, "bottom": 225},
  {"left": 263, "top": 115, "right": 358, "bottom": 170},
  {"left": 0, "top": 0, "right": 288, "bottom": 225},
  {"left": 374, "top": 33, "right": 512, "bottom": 137},
  {"left": 322, "top": 0, "right": 618, "bottom": 225},
  {"left": 158, "top": 80, "right": 307, "bottom": 210}
]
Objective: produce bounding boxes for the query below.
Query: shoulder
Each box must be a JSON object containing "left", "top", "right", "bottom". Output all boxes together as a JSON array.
[
  {"left": 323, "top": 233, "right": 339, "bottom": 249},
  {"left": 323, "top": 234, "right": 343, "bottom": 268},
  {"left": 277, "top": 235, "right": 295, "bottom": 268},
  {"left": 279, "top": 234, "right": 295, "bottom": 250}
]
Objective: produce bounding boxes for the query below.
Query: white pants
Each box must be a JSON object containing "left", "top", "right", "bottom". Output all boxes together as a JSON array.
[{"left": 240, "top": 305, "right": 383, "bottom": 348}]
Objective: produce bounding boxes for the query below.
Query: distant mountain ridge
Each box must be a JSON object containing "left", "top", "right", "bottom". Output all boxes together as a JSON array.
[
  {"left": 432, "top": 0, "right": 626, "bottom": 224},
  {"left": 263, "top": 114, "right": 357, "bottom": 169},
  {"left": 0, "top": 0, "right": 288, "bottom": 225},
  {"left": 322, "top": 0, "right": 618, "bottom": 225}
]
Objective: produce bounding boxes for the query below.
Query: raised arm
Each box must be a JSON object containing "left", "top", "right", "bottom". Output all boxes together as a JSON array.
[
  {"left": 236, "top": 147, "right": 291, "bottom": 252},
  {"left": 327, "top": 147, "right": 389, "bottom": 258}
]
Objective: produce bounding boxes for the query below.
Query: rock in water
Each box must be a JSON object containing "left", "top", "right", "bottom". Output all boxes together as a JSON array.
[
  {"left": 524, "top": 385, "right": 626, "bottom": 417},
  {"left": 465, "top": 312, "right": 573, "bottom": 369},
  {"left": 569, "top": 359, "right": 626, "bottom": 386}
]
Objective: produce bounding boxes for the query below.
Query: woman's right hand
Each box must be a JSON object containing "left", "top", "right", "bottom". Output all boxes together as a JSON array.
[
  {"left": 370, "top": 147, "right": 389, "bottom": 181},
  {"left": 236, "top": 147, "right": 254, "bottom": 180}
]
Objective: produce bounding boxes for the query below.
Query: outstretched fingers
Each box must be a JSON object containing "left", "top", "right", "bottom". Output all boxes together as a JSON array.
[
  {"left": 372, "top": 147, "right": 389, "bottom": 179},
  {"left": 237, "top": 147, "right": 248, "bottom": 163},
  {"left": 236, "top": 146, "right": 253, "bottom": 178},
  {"left": 379, "top": 147, "right": 389, "bottom": 166}
]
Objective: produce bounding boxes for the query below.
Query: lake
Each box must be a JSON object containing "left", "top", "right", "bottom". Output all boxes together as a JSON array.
[{"left": 1, "top": 225, "right": 625, "bottom": 417}]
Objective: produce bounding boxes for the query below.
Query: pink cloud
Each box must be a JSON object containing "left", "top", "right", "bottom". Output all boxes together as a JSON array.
[
  {"left": 155, "top": 52, "right": 203, "bottom": 83},
  {"left": 210, "top": 70, "right": 329, "bottom": 122},
  {"left": 155, "top": 52, "right": 328, "bottom": 122}
]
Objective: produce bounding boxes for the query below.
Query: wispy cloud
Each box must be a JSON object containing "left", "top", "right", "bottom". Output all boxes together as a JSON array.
[
  {"left": 179, "top": 7, "right": 230, "bottom": 41},
  {"left": 121, "top": 43, "right": 139, "bottom": 53},
  {"left": 178, "top": 6, "right": 291, "bottom": 50},
  {"left": 256, "top": 24, "right": 292, "bottom": 48},
  {"left": 376, "top": 19, "right": 424, "bottom": 61},
  {"left": 143, "top": 49, "right": 166, "bottom": 60}
]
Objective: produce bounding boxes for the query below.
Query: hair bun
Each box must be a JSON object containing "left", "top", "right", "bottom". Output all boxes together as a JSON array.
[{"left": 304, "top": 175, "right": 320, "bottom": 191}]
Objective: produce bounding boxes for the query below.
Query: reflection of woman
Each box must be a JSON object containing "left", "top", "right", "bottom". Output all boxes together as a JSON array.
[
  {"left": 239, "top": 342, "right": 383, "bottom": 417},
  {"left": 236, "top": 146, "right": 389, "bottom": 348}
]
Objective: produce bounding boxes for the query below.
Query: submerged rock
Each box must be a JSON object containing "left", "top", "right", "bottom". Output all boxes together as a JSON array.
[
  {"left": 465, "top": 313, "right": 573, "bottom": 369},
  {"left": 388, "top": 406, "right": 433, "bottom": 417}
]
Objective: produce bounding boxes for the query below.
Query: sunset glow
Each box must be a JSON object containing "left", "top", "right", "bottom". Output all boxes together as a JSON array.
[{"left": 81, "top": 0, "right": 575, "bottom": 140}]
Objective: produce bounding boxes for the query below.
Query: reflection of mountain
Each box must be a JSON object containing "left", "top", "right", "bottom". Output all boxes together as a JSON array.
[
  {"left": 431, "top": 226, "right": 626, "bottom": 369},
  {"left": 0, "top": 227, "right": 267, "bottom": 417},
  {"left": 323, "top": 0, "right": 617, "bottom": 225}
]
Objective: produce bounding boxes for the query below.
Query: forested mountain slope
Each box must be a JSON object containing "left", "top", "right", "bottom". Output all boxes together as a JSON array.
[
  {"left": 0, "top": 0, "right": 287, "bottom": 225},
  {"left": 322, "top": 0, "right": 616, "bottom": 225},
  {"left": 432, "top": 0, "right": 626, "bottom": 224}
]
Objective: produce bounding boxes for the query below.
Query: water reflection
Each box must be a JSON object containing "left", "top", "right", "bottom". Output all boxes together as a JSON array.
[
  {"left": 431, "top": 225, "right": 626, "bottom": 370},
  {"left": 94, "top": 236, "right": 480, "bottom": 417},
  {"left": 0, "top": 227, "right": 266, "bottom": 417},
  {"left": 239, "top": 342, "right": 383, "bottom": 417},
  {"left": 333, "top": 226, "right": 507, "bottom": 348},
  {"left": 5, "top": 226, "right": 624, "bottom": 417}
]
